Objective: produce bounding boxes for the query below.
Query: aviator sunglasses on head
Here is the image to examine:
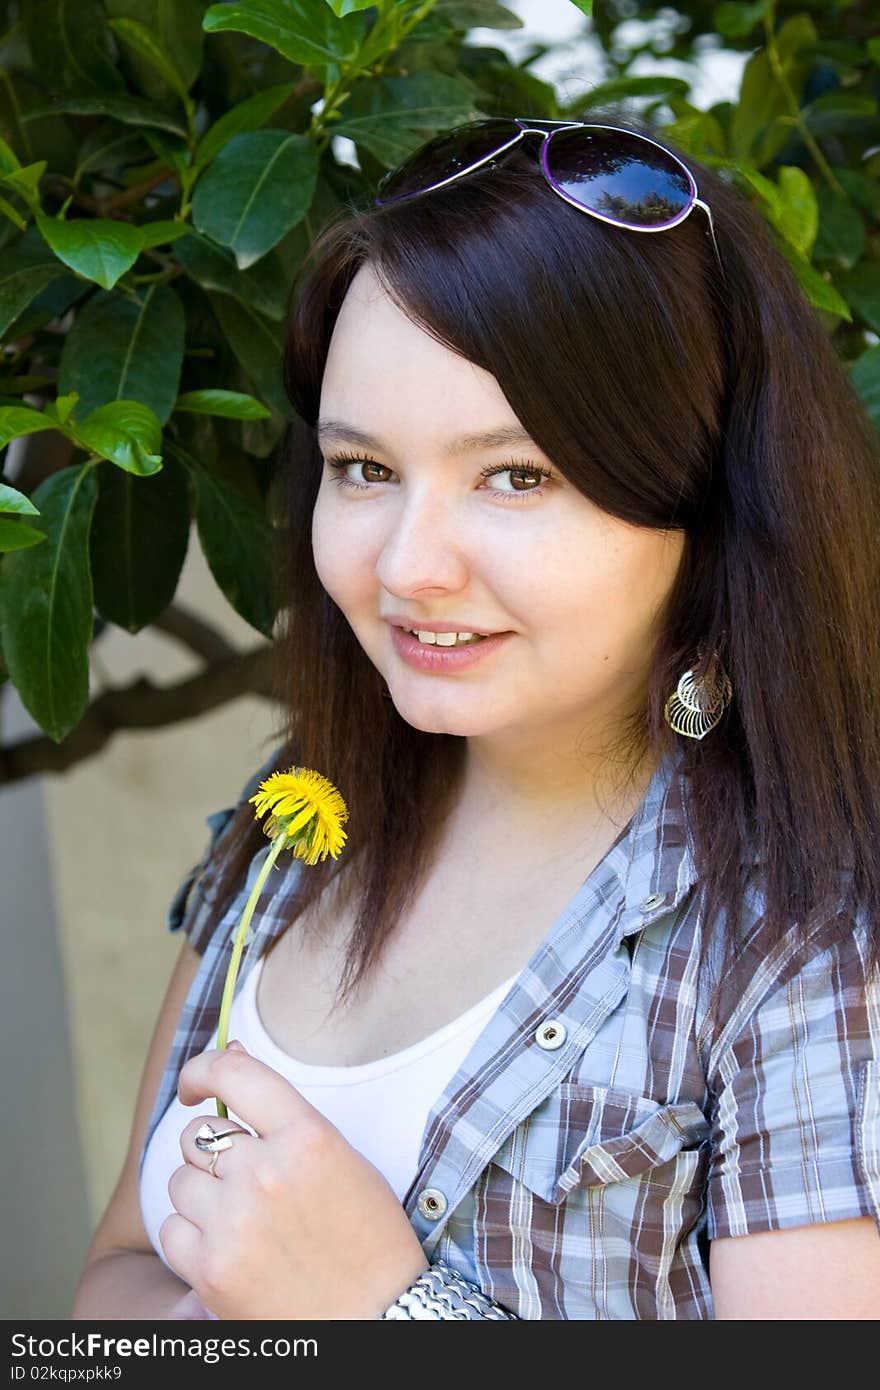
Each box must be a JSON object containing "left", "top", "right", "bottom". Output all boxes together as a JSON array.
[{"left": 375, "top": 116, "right": 725, "bottom": 279}]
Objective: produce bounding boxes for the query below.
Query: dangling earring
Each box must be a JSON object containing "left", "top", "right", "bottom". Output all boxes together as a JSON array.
[{"left": 664, "top": 646, "right": 732, "bottom": 740}]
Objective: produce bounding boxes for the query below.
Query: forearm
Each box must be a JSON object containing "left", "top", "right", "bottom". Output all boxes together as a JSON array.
[{"left": 70, "top": 1250, "right": 204, "bottom": 1320}]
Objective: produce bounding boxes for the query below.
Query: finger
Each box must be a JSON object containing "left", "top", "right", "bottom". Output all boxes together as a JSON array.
[
  {"left": 179, "top": 1116, "right": 259, "bottom": 1177},
  {"left": 158, "top": 1210, "right": 202, "bottom": 1290},
  {"left": 168, "top": 1161, "right": 221, "bottom": 1228},
  {"left": 177, "top": 1047, "right": 320, "bottom": 1138}
]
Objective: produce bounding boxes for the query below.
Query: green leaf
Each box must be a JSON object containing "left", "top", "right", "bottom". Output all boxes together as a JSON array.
[
  {"left": 0, "top": 136, "right": 18, "bottom": 175},
  {"left": 195, "top": 83, "right": 297, "bottom": 172},
  {"left": 334, "top": 73, "right": 485, "bottom": 166},
  {"left": 192, "top": 129, "right": 319, "bottom": 269},
  {"left": 58, "top": 283, "right": 185, "bottom": 422},
  {"left": 325, "top": 0, "right": 381, "bottom": 14},
  {"left": 142, "top": 129, "right": 192, "bottom": 180},
  {"left": 837, "top": 263, "right": 880, "bottom": 335},
  {"left": 175, "top": 230, "right": 288, "bottom": 321},
  {"left": 0, "top": 481, "right": 40, "bottom": 516},
  {"left": 0, "top": 517, "right": 47, "bottom": 552},
  {"left": 0, "top": 405, "right": 56, "bottom": 449},
  {"left": 657, "top": 109, "right": 726, "bottom": 159},
  {"left": 433, "top": 1, "right": 524, "bottom": 30},
  {"left": 107, "top": 16, "right": 192, "bottom": 102},
  {"left": 0, "top": 462, "right": 99, "bottom": 742},
  {"left": 25, "top": 93, "right": 188, "bottom": 137},
  {"left": 75, "top": 125, "right": 149, "bottom": 179},
  {"left": 777, "top": 241, "right": 852, "bottom": 321},
  {"left": 802, "top": 91, "right": 877, "bottom": 139},
  {"left": 105, "top": 0, "right": 204, "bottom": 102},
  {"left": 712, "top": 2, "right": 769, "bottom": 39},
  {"left": 0, "top": 196, "right": 27, "bottom": 232},
  {"left": 0, "top": 226, "right": 70, "bottom": 338},
  {"left": 208, "top": 292, "right": 292, "bottom": 418},
  {"left": 71, "top": 399, "right": 163, "bottom": 476},
  {"left": 175, "top": 389, "right": 271, "bottom": 420},
  {"left": 201, "top": 0, "right": 366, "bottom": 68},
  {"left": 566, "top": 74, "right": 690, "bottom": 115},
  {"left": 89, "top": 450, "right": 190, "bottom": 633},
  {"left": 731, "top": 16, "right": 817, "bottom": 164},
  {"left": 137, "top": 219, "right": 191, "bottom": 249},
  {"left": 47, "top": 392, "right": 79, "bottom": 426},
  {"left": 773, "top": 166, "right": 817, "bottom": 261},
  {"left": 168, "top": 440, "right": 275, "bottom": 639},
  {"left": 35, "top": 212, "right": 144, "bottom": 290},
  {"left": 812, "top": 183, "right": 866, "bottom": 270},
  {"left": 22, "top": 0, "right": 124, "bottom": 95},
  {"left": 0, "top": 161, "right": 46, "bottom": 209},
  {"left": 834, "top": 169, "right": 880, "bottom": 222},
  {"left": 850, "top": 345, "right": 880, "bottom": 436}
]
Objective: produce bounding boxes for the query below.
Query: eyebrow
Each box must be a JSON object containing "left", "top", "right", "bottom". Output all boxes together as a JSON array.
[{"left": 316, "top": 419, "right": 537, "bottom": 454}]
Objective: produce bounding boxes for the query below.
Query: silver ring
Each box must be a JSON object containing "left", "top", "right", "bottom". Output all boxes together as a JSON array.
[{"left": 195, "top": 1122, "right": 237, "bottom": 1178}]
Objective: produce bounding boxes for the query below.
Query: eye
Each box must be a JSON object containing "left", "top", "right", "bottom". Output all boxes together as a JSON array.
[
  {"left": 478, "top": 460, "right": 555, "bottom": 501},
  {"left": 324, "top": 453, "right": 391, "bottom": 491},
  {"left": 324, "top": 453, "right": 555, "bottom": 504}
]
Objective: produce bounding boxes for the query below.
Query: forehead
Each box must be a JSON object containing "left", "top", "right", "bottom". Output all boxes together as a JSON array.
[{"left": 319, "top": 263, "right": 526, "bottom": 446}]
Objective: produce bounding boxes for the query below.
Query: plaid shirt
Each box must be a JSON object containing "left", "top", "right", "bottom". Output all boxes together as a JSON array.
[{"left": 140, "top": 743, "right": 880, "bottom": 1319}]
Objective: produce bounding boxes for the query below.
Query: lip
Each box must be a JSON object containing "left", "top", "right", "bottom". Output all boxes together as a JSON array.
[
  {"left": 384, "top": 616, "right": 503, "bottom": 637},
  {"left": 390, "top": 624, "right": 512, "bottom": 673}
]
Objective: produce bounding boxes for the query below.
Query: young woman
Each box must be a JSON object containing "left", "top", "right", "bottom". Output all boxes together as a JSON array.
[{"left": 72, "top": 110, "right": 880, "bottom": 1320}]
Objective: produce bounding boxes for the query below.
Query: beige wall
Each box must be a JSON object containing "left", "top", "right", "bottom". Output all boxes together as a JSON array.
[{"left": 6, "top": 526, "right": 278, "bottom": 1316}]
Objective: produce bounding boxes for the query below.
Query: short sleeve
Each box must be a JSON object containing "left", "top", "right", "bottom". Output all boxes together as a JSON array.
[
  {"left": 705, "top": 917, "right": 880, "bottom": 1241},
  {"left": 166, "top": 745, "right": 286, "bottom": 956}
]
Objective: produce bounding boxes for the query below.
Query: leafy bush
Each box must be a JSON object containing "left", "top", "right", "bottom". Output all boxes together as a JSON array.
[{"left": 0, "top": 0, "right": 876, "bottom": 767}]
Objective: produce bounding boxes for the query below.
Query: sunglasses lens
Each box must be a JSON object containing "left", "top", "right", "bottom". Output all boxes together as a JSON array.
[
  {"left": 545, "top": 126, "right": 693, "bottom": 227},
  {"left": 376, "top": 119, "right": 519, "bottom": 203}
]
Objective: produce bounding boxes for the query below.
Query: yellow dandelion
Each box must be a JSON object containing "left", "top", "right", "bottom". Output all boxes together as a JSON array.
[
  {"left": 213, "top": 765, "right": 349, "bottom": 1118},
  {"left": 248, "top": 766, "right": 349, "bottom": 865}
]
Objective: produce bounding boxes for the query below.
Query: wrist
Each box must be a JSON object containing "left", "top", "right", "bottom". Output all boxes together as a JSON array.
[{"left": 381, "top": 1256, "right": 518, "bottom": 1320}]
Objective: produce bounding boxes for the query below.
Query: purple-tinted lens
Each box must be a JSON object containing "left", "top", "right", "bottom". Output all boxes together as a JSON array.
[
  {"left": 376, "top": 119, "right": 520, "bottom": 204},
  {"left": 544, "top": 126, "right": 694, "bottom": 228}
]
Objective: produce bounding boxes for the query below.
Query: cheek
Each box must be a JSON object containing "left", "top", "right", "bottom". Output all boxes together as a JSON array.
[
  {"left": 539, "top": 530, "right": 683, "bottom": 649},
  {"left": 311, "top": 492, "right": 357, "bottom": 599}
]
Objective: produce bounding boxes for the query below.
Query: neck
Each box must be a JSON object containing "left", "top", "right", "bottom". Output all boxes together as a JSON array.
[{"left": 455, "top": 723, "right": 657, "bottom": 846}]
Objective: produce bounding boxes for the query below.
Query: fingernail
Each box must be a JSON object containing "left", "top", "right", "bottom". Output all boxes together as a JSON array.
[{"left": 228, "top": 1039, "right": 247, "bottom": 1052}]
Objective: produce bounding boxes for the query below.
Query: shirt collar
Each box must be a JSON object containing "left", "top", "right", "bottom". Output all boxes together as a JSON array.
[{"left": 617, "top": 741, "right": 699, "bottom": 935}]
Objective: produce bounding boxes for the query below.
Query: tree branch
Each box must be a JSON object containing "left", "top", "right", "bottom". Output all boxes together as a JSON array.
[
  {"left": 0, "top": 643, "right": 275, "bottom": 784},
  {"left": 149, "top": 603, "right": 239, "bottom": 664}
]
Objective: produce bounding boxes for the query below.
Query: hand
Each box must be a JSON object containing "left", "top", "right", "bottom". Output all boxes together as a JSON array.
[
  {"left": 159, "top": 1042, "right": 430, "bottom": 1320},
  {"left": 167, "top": 1288, "right": 220, "bottom": 1320}
]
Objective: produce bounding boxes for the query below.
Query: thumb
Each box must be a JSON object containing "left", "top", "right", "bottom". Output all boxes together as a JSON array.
[{"left": 227, "top": 1039, "right": 248, "bottom": 1053}]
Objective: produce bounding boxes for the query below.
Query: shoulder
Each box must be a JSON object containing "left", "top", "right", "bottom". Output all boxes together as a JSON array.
[{"left": 167, "top": 743, "right": 288, "bottom": 956}]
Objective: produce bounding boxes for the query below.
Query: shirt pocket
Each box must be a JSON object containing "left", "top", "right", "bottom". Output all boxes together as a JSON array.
[
  {"left": 489, "top": 1082, "right": 710, "bottom": 1204},
  {"left": 476, "top": 1083, "right": 713, "bottom": 1318}
]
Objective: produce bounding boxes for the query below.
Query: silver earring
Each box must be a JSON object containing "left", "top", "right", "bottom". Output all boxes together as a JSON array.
[{"left": 664, "top": 649, "right": 732, "bottom": 740}]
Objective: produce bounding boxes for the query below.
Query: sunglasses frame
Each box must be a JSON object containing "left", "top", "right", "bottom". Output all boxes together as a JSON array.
[{"left": 376, "top": 117, "right": 725, "bottom": 278}]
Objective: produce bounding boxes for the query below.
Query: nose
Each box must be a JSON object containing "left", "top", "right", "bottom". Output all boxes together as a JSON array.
[{"left": 374, "top": 484, "right": 471, "bottom": 598}]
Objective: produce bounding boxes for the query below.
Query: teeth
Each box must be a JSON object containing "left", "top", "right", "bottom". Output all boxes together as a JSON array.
[{"left": 409, "top": 629, "right": 487, "bottom": 647}]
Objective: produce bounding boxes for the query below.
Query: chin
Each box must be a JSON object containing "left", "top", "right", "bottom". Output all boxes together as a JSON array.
[{"left": 386, "top": 689, "right": 489, "bottom": 737}]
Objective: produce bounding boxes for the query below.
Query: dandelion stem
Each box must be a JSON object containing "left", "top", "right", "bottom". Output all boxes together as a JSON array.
[{"left": 214, "top": 826, "right": 291, "bottom": 1119}]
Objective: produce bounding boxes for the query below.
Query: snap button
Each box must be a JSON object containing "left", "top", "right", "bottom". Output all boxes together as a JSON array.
[
  {"left": 416, "top": 1188, "right": 447, "bottom": 1220},
  {"left": 640, "top": 892, "right": 667, "bottom": 912},
  {"left": 534, "top": 1019, "right": 567, "bottom": 1050}
]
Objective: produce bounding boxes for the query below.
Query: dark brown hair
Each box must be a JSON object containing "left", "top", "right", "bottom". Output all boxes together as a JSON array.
[{"left": 203, "top": 104, "right": 880, "bottom": 1030}]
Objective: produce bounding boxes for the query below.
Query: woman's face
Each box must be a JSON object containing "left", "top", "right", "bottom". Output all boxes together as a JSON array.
[{"left": 313, "top": 262, "right": 685, "bottom": 754}]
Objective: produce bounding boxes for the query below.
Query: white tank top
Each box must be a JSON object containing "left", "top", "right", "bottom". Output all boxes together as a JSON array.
[{"left": 139, "top": 952, "right": 518, "bottom": 1273}]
